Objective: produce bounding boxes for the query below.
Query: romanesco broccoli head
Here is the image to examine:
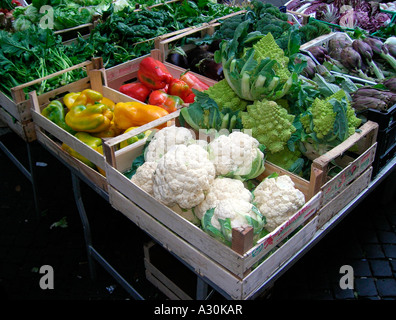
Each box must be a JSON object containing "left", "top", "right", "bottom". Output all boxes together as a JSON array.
[
  {"left": 311, "top": 97, "right": 337, "bottom": 139},
  {"left": 347, "top": 107, "right": 362, "bottom": 135},
  {"left": 205, "top": 79, "right": 249, "bottom": 112},
  {"left": 299, "top": 89, "right": 362, "bottom": 156},
  {"left": 241, "top": 99, "right": 296, "bottom": 153},
  {"left": 253, "top": 33, "right": 291, "bottom": 82}
]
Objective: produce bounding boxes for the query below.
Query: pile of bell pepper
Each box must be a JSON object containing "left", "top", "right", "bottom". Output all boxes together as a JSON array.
[
  {"left": 119, "top": 57, "right": 210, "bottom": 113},
  {"left": 41, "top": 88, "right": 162, "bottom": 175}
]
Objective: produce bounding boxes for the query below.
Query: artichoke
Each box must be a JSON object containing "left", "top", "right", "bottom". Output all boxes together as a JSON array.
[
  {"left": 363, "top": 37, "right": 396, "bottom": 72},
  {"left": 306, "top": 46, "right": 330, "bottom": 64},
  {"left": 340, "top": 47, "right": 374, "bottom": 81},
  {"left": 352, "top": 40, "right": 384, "bottom": 80},
  {"left": 383, "top": 78, "right": 396, "bottom": 93},
  {"left": 351, "top": 96, "right": 388, "bottom": 112},
  {"left": 351, "top": 87, "right": 396, "bottom": 112}
]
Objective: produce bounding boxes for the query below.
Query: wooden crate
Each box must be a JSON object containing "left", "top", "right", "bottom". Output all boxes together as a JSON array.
[
  {"left": 105, "top": 49, "right": 217, "bottom": 93},
  {"left": 109, "top": 184, "right": 319, "bottom": 299},
  {"left": 144, "top": 241, "right": 194, "bottom": 300},
  {"left": 102, "top": 113, "right": 323, "bottom": 278},
  {"left": 309, "top": 120, "right": 378, "bottom": 204},
  {"left": 29, "top": 62, "right": 151, "bottom": 192},
  {"left": 0, "top": 59, "right": 102, "bottom": 142},
  {"left": 316, "top": 166, "right": 373, "bottom": 229}
]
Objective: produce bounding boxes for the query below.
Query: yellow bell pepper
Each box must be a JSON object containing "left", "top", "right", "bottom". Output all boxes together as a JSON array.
[
  {"left": 61, "top": 132, "right": 102, "bottom": 169},
  {"left": 72, "top": 89, "right": 103, "bottom": 108},
  {"left": 63, "top": 90, "right": 115, "bottom": 111},
  {"left": 113, "top": 101, "right": 169, "bottom": 130},
  {"left": 92, "top": 120, "right": 122, "bottom": 138},
  {"left": 65, "top": 103, "right": 113, "bottom": 133},
  {"left": 99, "top": 97, "right": 116, "bottom": 112},
  {"left": 120, "top": 126, "right": 152, "bottom": 149},
  {"left": 63, "top": 92, "right": 81, "bottom": 109}
]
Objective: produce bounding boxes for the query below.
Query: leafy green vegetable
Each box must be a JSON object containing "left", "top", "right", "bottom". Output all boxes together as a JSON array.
[
  {"left": 65, "top": 0, "right": 242, "bottom": 68},
  {"left": 298, "top": 19, "right": 332, "bottom": 43},
  {"left": 0, "top": 26, "right": 85, "bottom": 97}
]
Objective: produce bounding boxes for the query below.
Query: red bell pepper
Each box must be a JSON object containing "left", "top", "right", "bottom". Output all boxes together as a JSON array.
[
  {"left": 119, "top": 82, "right": 151, "bottom": 102},
  {"left": 167, "top": 78, "right": 194, "bottom": 103},
  {"left": 148, "top": 90, "right": 183, "bottom": 113},
  {"left": 180, "top": 71, "right": 210, "bottom": 91},
  {"left": 137, "top": 57, "right": 174, "bottom": 90}
]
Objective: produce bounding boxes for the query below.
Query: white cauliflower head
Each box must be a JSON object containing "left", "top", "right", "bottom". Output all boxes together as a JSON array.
[
  {"left": 194, "top": 177, "right": 253, "bottom": 220},
  {"left": 131, "top": 161, "right": 158, "bottom": 195},
  {"left": 253, "top": 175, "right": 306, "bottom": 232},
  {"left": 144, "top": 126, "right": 195, "bottom": 162},
  {"left": 152, "top": 144, "right": 216, "bottom": 209},
  {"left": 202, "top": 198, "right": 266, "bottom": 245},
  {"left": 208, "top": 131, "right": 265, "bottom": 181}
]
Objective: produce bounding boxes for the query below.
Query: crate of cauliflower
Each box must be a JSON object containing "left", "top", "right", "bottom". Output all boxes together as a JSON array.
[{"left": 102, "top": 111, "right": 322, "bottom": 282}]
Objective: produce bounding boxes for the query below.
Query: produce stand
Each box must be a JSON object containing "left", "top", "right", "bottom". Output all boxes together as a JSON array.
[{"left": 2, "top": 0, "right": 396, "bottom": 301}]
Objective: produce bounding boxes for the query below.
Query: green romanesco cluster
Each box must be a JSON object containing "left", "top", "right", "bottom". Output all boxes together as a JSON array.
[
  {"left": 347, "top": 105, "right": 362, "bottom": 136},
  {"left": 300, "top": 89, "right": 362, "bottom": 140},
  {"left": 311, "top": 97, "right": 337, "bottom": 139},
  {"left": 205, "top": 79, "right": 249, "bottom": 112},
  {"left": 253, "top": 33, "right": 291, "bottom": 83},
  {"left": 241, "top": 99, "right": 295, "bottom": 153}
]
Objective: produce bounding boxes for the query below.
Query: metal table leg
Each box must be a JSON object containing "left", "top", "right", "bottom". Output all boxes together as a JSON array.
[
  {"left": 71, "top": 172, "right": 97, "bottom": 281},
  {"left": 0, "top": 139, "right": 41, "bottom": 217},
  {"left": 196, "top": 277, "right": 209, "bottom": 300},
  {"left": 70, "top": 172, "right": 145, "bottom": 300}
]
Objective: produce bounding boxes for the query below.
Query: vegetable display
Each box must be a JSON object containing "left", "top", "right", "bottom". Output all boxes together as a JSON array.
[
  {"left": 127, "top": 124, "right": 307, "bottom": 246},
  {"left": 179, "top": 15, "right": 367, "bottom": 181},
  {"left": 1, "top": 0, "right": 394, "bottom": 254},
  {"left": 286, "top": 0, "right": 392, "bottom": 33}
]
